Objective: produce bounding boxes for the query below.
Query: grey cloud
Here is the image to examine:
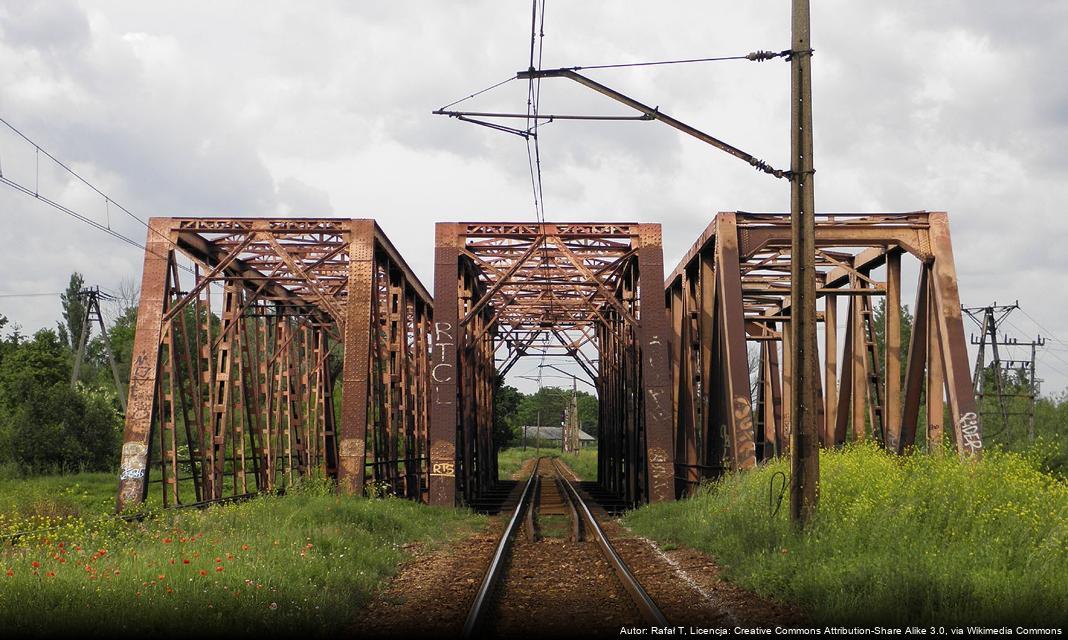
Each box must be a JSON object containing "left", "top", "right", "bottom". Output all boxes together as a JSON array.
[{"left": 0, "top": 1, "right": 1064, "bottom": 392}]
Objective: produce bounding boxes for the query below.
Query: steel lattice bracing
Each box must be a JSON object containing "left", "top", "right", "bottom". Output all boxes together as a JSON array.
[
  {"left": 117, "top": 218, "right": 432, "bottom": 511},
  {"left": 666, "top": 211, "right": 981, "bottom": 496},
  {"left": 429, "top": 223, "right": 674, "bottom": 508}
]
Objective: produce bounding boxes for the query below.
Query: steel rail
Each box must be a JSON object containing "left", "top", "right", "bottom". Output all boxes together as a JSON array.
[
  {"left": 461, "top": 460, "right": 539, "bottom": 638},
  {"left": 551, "top": 458, "right": 669, "bottom": 626}
]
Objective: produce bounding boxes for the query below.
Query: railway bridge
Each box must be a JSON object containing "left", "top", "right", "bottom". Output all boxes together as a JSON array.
[{"left": 116, "top": 212, "right": 981, "bottom": 511}]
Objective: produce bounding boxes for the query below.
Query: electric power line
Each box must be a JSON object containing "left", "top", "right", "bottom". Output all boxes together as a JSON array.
[
  {"left": 568, "top": 49, "right": 791, "bottom": 71},
  {"left": 0, "top": 116, "right": 196, "bottom": 275}
]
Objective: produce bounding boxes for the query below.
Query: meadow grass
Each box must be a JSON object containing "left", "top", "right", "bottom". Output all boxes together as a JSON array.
[
  {"left": 0, "top": 470, "right": 116, "bottom": 523},
  {"left": 497, "top": 446, "right": 598, "bottom": 480},
  {"left": 0, "top": 479, "right": 482, "bottom": 636},
  {"left": 623, "top": 443, "right": 1068, "bottom": 626}
]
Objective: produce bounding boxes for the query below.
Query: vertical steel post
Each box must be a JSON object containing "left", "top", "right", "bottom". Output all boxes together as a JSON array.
[
  {"left": 789, "top": 0, "right": 819, "bottom": 526},
  {"left": 636, "top": 224, "right": 676, "bottom": 502},
  {"left": 885, "top": 252, "right": 902, "bottom": 449},
  {"left": 338, "top": 220, "right": 376, "bottom": 494},
  {"left": 823, "top": 295, "right": 838, "bottom": 445},
  {"left": 429, "top": 223, "right": 460, "bottom": 505}
]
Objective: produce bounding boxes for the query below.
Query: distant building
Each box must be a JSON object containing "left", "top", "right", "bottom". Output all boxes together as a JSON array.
[{"left": 519, "top": 425, "right": 596, "bottom": 446}]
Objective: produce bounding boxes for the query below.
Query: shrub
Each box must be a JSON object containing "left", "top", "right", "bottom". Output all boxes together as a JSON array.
[{"left": 624, "top": 443, "right": 1068, "bottom": 625}]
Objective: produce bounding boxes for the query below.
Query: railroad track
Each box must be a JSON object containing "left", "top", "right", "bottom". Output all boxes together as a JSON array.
[{"left": 463, "top": 457, "right": 667, "bottom": 637}]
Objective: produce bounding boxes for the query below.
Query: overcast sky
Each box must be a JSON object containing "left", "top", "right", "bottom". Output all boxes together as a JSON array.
[{"left": 0, "top": 1, "right": 1066, "bottom": 396}]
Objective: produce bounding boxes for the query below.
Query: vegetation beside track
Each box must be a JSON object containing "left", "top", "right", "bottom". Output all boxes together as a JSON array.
[
  {"left": 0, "top": 478, "right": 482, "bottom": 636},
  {"left": 497, "top": 447, "right": 598, "bottom": 481},
  {"left": 624, "top": 443, "right": 1068, "bottom": 626}
]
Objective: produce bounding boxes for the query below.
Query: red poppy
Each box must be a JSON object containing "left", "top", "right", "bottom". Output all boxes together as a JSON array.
[
  {"left": 45, "top": 571, "right": 55, "bottom": 577},
  {"left": 5, "top": 569, "right": 12, "bottom": 577},
  {"left": 182, "top": 559, "right": 190, "bottom": 565},
  {"left": 215, "top": 566, "right": 224, "bottom": 573},
  {"left": 199, "top": 570, "right": 208, "bottom": 576},
  {"left": 31, "top": 561, "right": 40, "bottom": 569},
  {"left": 163, "top": 538, "right": 173, "bottom": 544}
]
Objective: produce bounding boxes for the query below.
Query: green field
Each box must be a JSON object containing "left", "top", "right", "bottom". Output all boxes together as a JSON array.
[
  {"left": 0, "top": 475, "right": 482, "bottom": 636},
  {"left": 624, "top": 443, "right": 1068, "bottom": 626},
  {"left": 497, "top": 446, "right": 598, "bottom": 481}
]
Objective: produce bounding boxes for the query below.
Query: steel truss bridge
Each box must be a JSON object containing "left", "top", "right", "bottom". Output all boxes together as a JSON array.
[{"left": 116, "top": 212, "right": 981, "bottom": 511}]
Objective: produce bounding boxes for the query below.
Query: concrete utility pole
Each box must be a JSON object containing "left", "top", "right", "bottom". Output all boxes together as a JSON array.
[{"left": 789, "top": 0, "right": 819, "bottom": 526}]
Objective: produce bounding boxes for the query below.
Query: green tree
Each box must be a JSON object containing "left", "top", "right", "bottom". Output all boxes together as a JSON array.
[
  {"left": 872, "top": 299, "right": 913, "bottom": 392},
  {"left": 87, "top": 303, "right": 137, "bottom": 392},
  {"left": 0, "top": 328, "right": 121, "bottom": 472},
  {"left": 57, "top": 272, "right": 86, "bottom": 350},
  {"left": 514, "top": 386, "right": 599, "bottom": 437},
  {"left": 494, "top": 381, "right": 522, "bottom": 448}
]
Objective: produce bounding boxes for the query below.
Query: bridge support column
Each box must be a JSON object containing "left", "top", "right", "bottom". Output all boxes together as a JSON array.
[
  {"left": 636, "top": 225, "right": 675, "bottom": 502},
  {"left": 429, "top": 223, "right": 460, "bottom": 505}
]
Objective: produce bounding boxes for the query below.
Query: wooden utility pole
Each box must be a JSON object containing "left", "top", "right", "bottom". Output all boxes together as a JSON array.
[{"left": 789, "top": 0, "right": 819, "bottom": 526}]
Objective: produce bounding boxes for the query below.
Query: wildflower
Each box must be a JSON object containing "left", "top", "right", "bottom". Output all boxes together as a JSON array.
[
  {"left": 158, "top": 575, "right": 165, "bottom": 581},
  {"left": 31, "top": 561, "right": 40, "bottom": 569},
  {"left": 199, "top": 570, "right": 208, "bottom": 576},
  {"left": 241, "top": 545, "right": 249, "bottom": 551},
  {"left": 45, "top": 572, "right": 55, "bottom": 578},
  {"left": 182, "top": 559, "right": 190, "bottom": 565},
  {"left": 269, "top": 602, "right": 278, "bottom": 610},
  {"left": 6, "top": 570, "right": 13, "bottom": 577},
  {"left": 163, "top": 537, "right": 173, "bottom": 544},
  {"left": 113, "top": 569, "right": 120, "bottom": 575},
  {"left": 215, "top": 566, "right": 224, "bottom": 573},
  {"left": 169, "top": 559, "right": 175, "bottom": 565},
  {"left": 214, "top": 557, "right": 222, "bottom": 564}
]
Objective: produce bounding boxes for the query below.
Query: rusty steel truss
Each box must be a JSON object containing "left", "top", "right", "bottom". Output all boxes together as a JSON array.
[
  {"left": 430, "top": 222, "right": 674, "bottom": 507},
  {"left": 666, "top": 211, "right": 981, "bottom": 496},
  {"left": 116, "top": 218, "right": 432, "bottom": 511}
]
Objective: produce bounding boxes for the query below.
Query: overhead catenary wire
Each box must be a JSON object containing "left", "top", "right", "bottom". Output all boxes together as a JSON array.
[
  {"left": 567, "top": 49, "right": 792, "bottom": 71},
  {"left": 0, "top": 292, "right": 64, "bottom": 298},
  {"left": 0, "top": 115, "right": 197, "bottom": 275},
  {"left": 0, "top": 116, "right": 147, "bottom": 230},
  {"left": 528, "top": 0, "right": 555, "bottom": 323},
  {"left": 437, "top": 75, "right": 518, "bottom": 112}
]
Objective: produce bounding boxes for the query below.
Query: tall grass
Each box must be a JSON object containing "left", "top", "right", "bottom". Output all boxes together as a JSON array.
[
  {"left": 497, "top": 447, "right": 598, "bottom": 480},
  {"left": 0, "top": 470, "right": 116, "bottom": 523},
  {"left": 0, "top": 480, "right": 482, "bottom": 635},
  {"left": 623, "top": 443, "right": 1068, "bottom": 625}
]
